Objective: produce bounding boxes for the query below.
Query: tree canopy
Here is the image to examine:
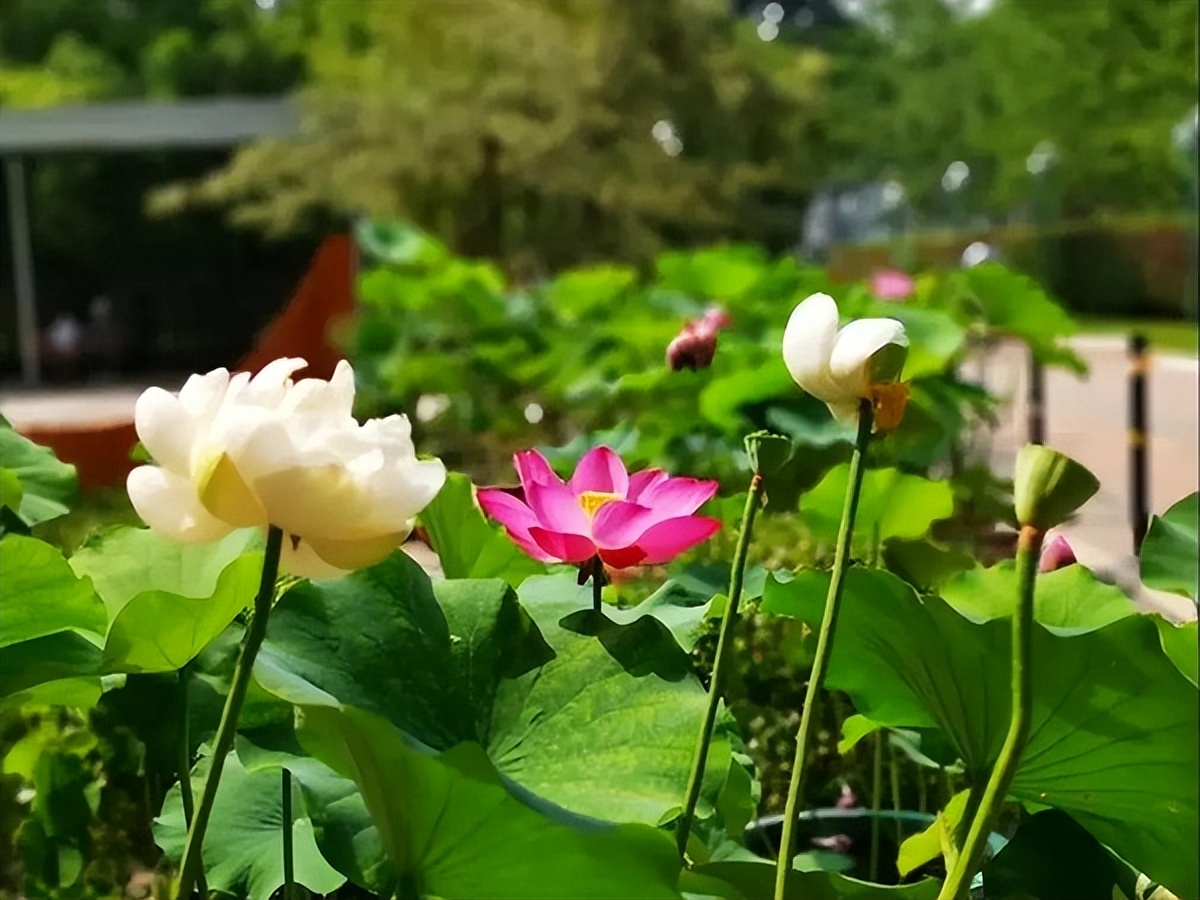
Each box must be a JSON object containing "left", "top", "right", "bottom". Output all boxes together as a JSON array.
[
  {"left": 0, "top": 0, "right": 1195, "bottom": 277},
  {"left": 150, "top": 0, "right": 828, "bottom": 272},
  {"left": 822, "top": 0, "right": 1198, "bottom": 217}
]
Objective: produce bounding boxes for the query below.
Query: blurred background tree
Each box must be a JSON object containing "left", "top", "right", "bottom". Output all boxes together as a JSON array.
[
  {"left": 822, "top": 0, "right": 1198, "bottom": 218},
  {"left": 150, "top": 0, "right": 829, "bottom": 274},
  {"left": 0, "top": 0, "right": 1196, "bottom": 347}
]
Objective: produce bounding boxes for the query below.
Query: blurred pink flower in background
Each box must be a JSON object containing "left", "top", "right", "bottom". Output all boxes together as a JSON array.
[
  {"left": 667, "top": 306, "right": 731, "bottom": 371},
  {"left": 1038, "top": 533, "right": 1077, "bottom": 572},
  {"left": 478, "top": 446, "right": 721, "bottom": 570},
  {"left": 869, "top": 269, "right": 915, "bottom": 302}
]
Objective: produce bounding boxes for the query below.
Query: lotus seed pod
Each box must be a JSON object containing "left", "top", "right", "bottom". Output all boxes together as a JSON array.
[{"left": 1013, "top": 444, "right": 1099, "bottom": 531}]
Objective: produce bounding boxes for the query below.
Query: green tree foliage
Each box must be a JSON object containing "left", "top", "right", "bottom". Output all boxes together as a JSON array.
[
  {"left": 823, "top": 0, "right": 1199, "bottom": 217},
  {"left": 1, "top": 0, "right": 1194, "bottom": 290},
  {"left": 0, "top": 0, "right": 308, "bottom": 104},
  {"left": 160, "top": 0, "right": 829, "bottom": 272}
]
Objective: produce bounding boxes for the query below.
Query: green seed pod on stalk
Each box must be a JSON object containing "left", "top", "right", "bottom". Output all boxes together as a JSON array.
[
  {"left": 1013, "top": 444, "right": 1099, "bottom": 531},
  {"left": 745, "top": 431, "right": 794, "bottom": 479},
  {"left": 939, "top": 443, "right": 1099, "bottom": 900}
]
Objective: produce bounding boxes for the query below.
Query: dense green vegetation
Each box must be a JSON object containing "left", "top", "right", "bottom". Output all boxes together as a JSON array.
[{"left": 3, "top": 231, "right": 1196, "bottom": 898}]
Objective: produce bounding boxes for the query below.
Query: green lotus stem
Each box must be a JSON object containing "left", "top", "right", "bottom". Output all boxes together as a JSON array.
[
  {"left": 870, "top": 731, "right": 883, "bottom": 882},
  {"left": 175, "top": 525, "right": 284, "bottom": 900},
  {"left": 889, "top": 738, "right": 903, "bottom": 846},
  {"left": 937, "top": 524, "right": 1042, "bottom": 900},
  {"left": 592, "top": 565, "right": 604, "bottom": 613},
  {"left": 177, "top": 667, "right": 208, "bottom": 900},
  {"left": 953, "top": 779, "right": 985, "bottom": 856},
  {"left": 775, "top": 398, "right": 874, "bottom": 900},
  {"left": 676, "top": 472, "right": 765, "bottom": 860},
  {"left": 282, "top": 768, "right": 295, "bottom": 900}
]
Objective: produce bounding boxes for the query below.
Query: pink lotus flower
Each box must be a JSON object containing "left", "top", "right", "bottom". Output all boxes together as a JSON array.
[
  {"left": 477, "top": 446, "right": 722, "bottom": 570},
  {"left": 1038, "top": 534, "right": 1077, "bottom": 572},
  {"left": 869, "top": 269, "right": 915, "bottom": 302},
  {"left": 666, "top": 306, "right": 731, "bottom": 371}
]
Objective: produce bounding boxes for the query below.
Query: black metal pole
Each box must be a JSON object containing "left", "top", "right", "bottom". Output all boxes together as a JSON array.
[
  {"left": 1027, "top": 351, "right": 1045, "bottom": 446},
  {"left": 1129, "top": 333, "right": 1150, "bottom": 553}
]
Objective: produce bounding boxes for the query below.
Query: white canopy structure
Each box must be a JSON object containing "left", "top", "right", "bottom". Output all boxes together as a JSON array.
[{"left": 1, "top": 96, "right": 299, "bottom": 384}]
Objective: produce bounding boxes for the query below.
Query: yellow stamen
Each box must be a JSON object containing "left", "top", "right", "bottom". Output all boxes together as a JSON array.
[
  {"left": 578, "top": 490, "right": 621, "bottom": 519},
  {"left": 870, "top": 382, "right": 910, "bottom": 432}
]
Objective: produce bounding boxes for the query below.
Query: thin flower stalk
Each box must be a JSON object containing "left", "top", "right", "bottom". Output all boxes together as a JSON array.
[
  {"left": 676, "top": 473, "right": 766, "bottom": 859},
  {"left": 937, "top": 524, "right": 1043, "bottom": 899},
  {"left": 175, "top": 526, "right": 284, "bottom": 900},
  {"left": 283, "top": 768, "right": 295, "bottom": 900},
  {"left": 176, "top": 667, "right": 208, "bottom": 900},
  {"left": 775, "top": 399, "right": 874, "bottom": 900}
]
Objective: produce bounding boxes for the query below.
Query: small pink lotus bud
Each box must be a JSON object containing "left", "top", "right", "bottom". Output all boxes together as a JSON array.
[
  {"left": 666, "top": 327, "right": 717, "bottom": 371},
  {"left": 1038, "top": 534, "right": 1077, "bottom": 572},
  {"left": 666, "top": 309, "right": 729, "bottom": 372},
  {"left": 870, "top": 269, "right": 915, "bottom": 301}
]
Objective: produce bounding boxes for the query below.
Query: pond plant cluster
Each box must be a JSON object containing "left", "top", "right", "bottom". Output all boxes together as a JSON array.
[{"left": 1, "top": 223, "right": 1196, "bottom": 900}]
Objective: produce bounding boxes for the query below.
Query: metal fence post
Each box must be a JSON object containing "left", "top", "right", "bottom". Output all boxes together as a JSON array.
[
  {"left": 1128, "top": 333, "right": 1150, "bottom": 553},
  {"left": 1027, "top": 352, "right": 1045, "bottom": 446}
]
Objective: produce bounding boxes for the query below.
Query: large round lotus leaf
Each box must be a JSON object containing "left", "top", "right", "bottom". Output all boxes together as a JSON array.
[
  {"left": 296, "top": 702, "right": 683, "bottom": 900},
  {"left": 70, "top": 527, "right": 262, "bottom": 673},
  {"left": 685, "top": 858, "right": 939, "bottom": 899},
  {"left": 0, "top": 420, "right": 77, "bottom": 527},
  {"left": 156, "top": 740, "right": 346, "bottom": 900},
  {"left": 800, "top": 466, "right": 954, "bottom": 549},
  {"left": 255, "top": 553, "right": 740, "bottom": 828},
  {"left": 940, "top": 560, "right": 1138, "bottom": 632},
  {"left": 763, "top": 566, "right": 1198, "bottom": 898},
  {"left": 1140, "top": 492, "right": 1198, "bottom": 602},
  {"left": 1, "top": 535, "right": 105, "bottom": 648},
  {"left": 418, "top": 471, "right": 545, "bottom": 586}
]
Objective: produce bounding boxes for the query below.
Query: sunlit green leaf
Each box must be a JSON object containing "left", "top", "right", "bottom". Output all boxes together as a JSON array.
[
  {"left": 256, "top": 554, "right": 740, "bottom": 827},
  {"left": 156, "top": 740, "right": 347, "bottom": 900},
  {"left": 800, "top": 465, "right": 955, "bottom": 548},
  {"left": 700, "top": 355, "right": 794, "bottom": 433},
  {"left": 0, "top": 535, "right": 105, "bottom": 647},
  {"left": 656, "top": 245, "right": 767, "bottom": 300},
  {"left": 70, "top": 527, "right": 263, "bottom": 673},
  {"left": 419, "top": 472, "right": 544, "bottom": 586},
  {"left": 1141, "top": 492, "right": 1198, "bottom": 602},
  {"left": 0, "top": 419, "right": 77, "bottom": 527},
  {"left": 954, "top": 265, "right": 1084, "bottom": 371},
  {"left": 897, "top": 790, "right": 970, "bottom": 878},
  {"left": 688, "top": 858, "right": 940, "bottom": 899},
  {"left": 940, "top": 560, "right": 1137, "bottom": 632},
  {"left": 296, "top": 703, "right": 683, "bottom": 899}
]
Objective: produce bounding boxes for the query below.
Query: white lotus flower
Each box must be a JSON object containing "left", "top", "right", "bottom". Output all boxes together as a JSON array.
[
  {"left": 782, "top": 293, "right": 909, "bottom": 426},
  {"left": 127, "top": 358, "right": 446, "bottom": 579}
]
